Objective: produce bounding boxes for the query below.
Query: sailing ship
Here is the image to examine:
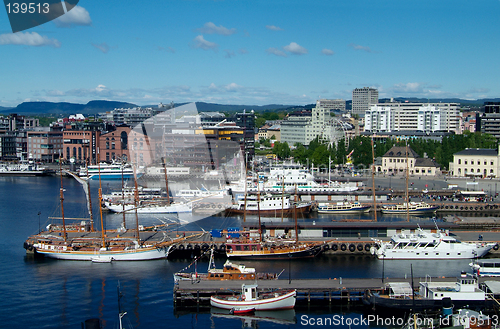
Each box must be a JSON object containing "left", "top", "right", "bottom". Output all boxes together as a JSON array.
[{"left": 23, "top": 161, "right": 180, "bottom": 261}]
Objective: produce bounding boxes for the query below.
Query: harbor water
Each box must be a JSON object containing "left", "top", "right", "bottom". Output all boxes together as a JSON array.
[{"left": 0, "top": 176, "right": 475, "bottom": 328}]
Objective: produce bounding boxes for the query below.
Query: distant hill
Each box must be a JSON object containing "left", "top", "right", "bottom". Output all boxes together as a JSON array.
[
  {"left": 1, "top": 100, "right": 138, "bottom": 115},
  {"left": 2, "top": 98, "right": 499, "bottom": 116}
]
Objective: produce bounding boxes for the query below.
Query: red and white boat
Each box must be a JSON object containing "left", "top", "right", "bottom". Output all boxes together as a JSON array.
[{"left": 210, "top": 284, "right": 296, "bottom": 311}]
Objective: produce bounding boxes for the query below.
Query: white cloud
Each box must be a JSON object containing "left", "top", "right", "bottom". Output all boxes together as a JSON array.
[
  {"left": 54, "top": 6, "right": 92, "bottom": 27},
  {"left": 284, "top": 42, "right": 307, "bottom": 55},
  {"left": 266, "top": 25, "right": 283, "bottom": 31},
  {"left": 321, "top": 48, "right": 334, "bottom": 56},
  {"left": 348, "top": 43, "right": 374, "bottom": 53},
  {"left": 158, "top": 46, "right": 175, "bottom": 53},
  {"left": 92, "top": 42, "right": 110, "bottom": 53},
  {"left": 266, "top": 47, "right": 287, "bottom": 57},
  {"left": 0, "top": 32, "right": 60, "bottom": 47},
  {"left": 197, "top": 22, "right": 236, "bottom": 35},
  {"left": 239, "top": 48, "right": 249, "bottom": 54},
  {"left": 224, "top": 83, "right": 241, "bottom": 92},
  {"left": 192, "top": 35, "right": 218, "bottom": 51},
  {"left": 393, "top": 82, "right": 424, "bottom": 93}
]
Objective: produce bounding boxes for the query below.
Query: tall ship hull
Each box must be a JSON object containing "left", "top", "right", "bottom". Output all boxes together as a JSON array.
[
  {"left": 226, "top": 242, "right": 323, "bottom": 260},
  {"left": 26, "top": 240, "right": 170, "bottom": 261}
]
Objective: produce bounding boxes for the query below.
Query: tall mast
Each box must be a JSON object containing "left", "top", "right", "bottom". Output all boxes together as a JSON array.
[
  {"left": 97, "top": 153, "right": 106, "bottom": 249},
  {"left": 243, "top": 168, "right": 247, "bottom": 223},
  {"left": 294, "top": 183, "right": 298, "bottom": 242},
  {"left": 280, "top": 173, "right": 285, "bottom": 223},
  {"left": 371, "top": 135, "right": 377, "bottom": 222},
  {"left": 120, "top": 160, "right": 126, "bottom": 230},
  {"left": 59, "top": 158, "right": 67, "bottom": 243},
  {"left": 257, "top": 183, "right": 262, "bottom": 242},
  {"left": 162, "top": 157, "right": 171, "bottom": 206},
  {"left": 406, "top": 141, "right": 410, "bottom": 222},
  {"left": 133, "top": 165, "right": 141, "bottom": 242},
  {"left": 85, "top": 158, "right": 94, "bottom": 232}
]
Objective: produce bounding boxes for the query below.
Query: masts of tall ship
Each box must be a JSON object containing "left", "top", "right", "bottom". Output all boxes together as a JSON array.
[
  {"left": 85, "top": 158, "right": 94, "bottom": 232},
  {"left": 257, "top": 182, "right": 262, "bottom": 242},
  {"left": 294, "top": 183, "right": 298, "bottom": 242},
  {"left": 120, "top": 159, "right": 126, "bottom": 230},
  {"left": 58, "top": 157, "right": 67, "bottom": 243},
  {"left": 280, "top": 173, "right": 285, "bottom": 222},
  {"left": 405, "top": 141, "right": 410, "bottom": 222},
  {"left": 162, "top": 157, "right": 171, "bottom": 206},
  {"left": 133, "top": 165, "right": 141, "bottom": 243},
  {"left": 97, "top": 154, "right": 106, "bottom": 249},
  {"left": 243, "top": 172, "right": 247, "bottom": 223},
  {"left": 371, "top": 135, "right": 377, "bottom": 222}
]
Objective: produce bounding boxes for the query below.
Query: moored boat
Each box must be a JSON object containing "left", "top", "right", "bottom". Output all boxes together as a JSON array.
[
  {"left": 226, "top": 194, "right": 311, "bottom": 217},
  {"left": 79, "top": 162, "right": 142, "bottom": 180},
  {"left": 381, "top": 202, "right": 438, "bottom": 214},
  {"left": 372, "top": 226, "right": 496, "bottom": 260},
  {"left": 470, "top": 258, "right": 500, "bottom": 277},
  {"left": 363, "top": 273, "right": 490, "bottom": 311},
  {"left": 210, "top": 284, "right": 296, "bottom": 311},
  {"left": 104, "top": 200, "right": 192, "bottom": 213},
  {"left": 317, "top": 201, "right": 371, "bottom": 214},
  {"left": 225, "top": 241, "right": 323, "bottom": 260}
]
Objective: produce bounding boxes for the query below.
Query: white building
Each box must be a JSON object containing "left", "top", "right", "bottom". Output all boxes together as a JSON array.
[
  {"left": 365, "top": 102, "right": 459, "bottom": 133},
  {"left": 449, "top": 147, "right": 499, "bottom": 178}
]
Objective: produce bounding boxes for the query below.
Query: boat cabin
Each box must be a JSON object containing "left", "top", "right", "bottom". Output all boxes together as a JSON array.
[
  {"left": 242, "top": 284, "right": 258, "bottom": 301},
  {"left": 471, "top": 258, "right": 500, "bottom": 277},
  {"left": 418, "top": 274, "right": 485, "bottom": 301},
  {"left": 207, "top": 261, "right": 256, "bottom": 280}
]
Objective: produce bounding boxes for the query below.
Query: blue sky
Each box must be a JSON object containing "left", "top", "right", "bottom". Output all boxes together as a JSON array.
[{"left": 1, "top": 0, "right": 499, "bottom": 107}]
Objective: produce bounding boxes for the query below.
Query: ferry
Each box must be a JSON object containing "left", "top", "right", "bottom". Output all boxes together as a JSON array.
[
  {"left": 317, "top": 201, "right": 371, "bottom": 214},
  {"left": 78, "top": 162, "right": 142, "bottom": 180},
  {"left": 0, "top": 161, "right": 52, "bottom": 176},
  {"left": 381, "top": 201, "right": 439, "bottom": 214},
  {"left": 226, "top": 194, "right": 311, "bottom": 217}
]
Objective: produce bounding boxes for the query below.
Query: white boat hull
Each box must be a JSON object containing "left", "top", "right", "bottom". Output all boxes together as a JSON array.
[
  {"left": 375, "top": 244, "right": 494, "bottom": 260},
  {"left": 210, "top": 290, "right": 296, "bottom": 311},
  {"left": 34, "top": 245, "right": 170, "bottom": 261}
]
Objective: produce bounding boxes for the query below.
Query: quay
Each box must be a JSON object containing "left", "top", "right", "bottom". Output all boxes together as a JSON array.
[{"left": 173, "top": 276, "right": 500, "bottom": 308}]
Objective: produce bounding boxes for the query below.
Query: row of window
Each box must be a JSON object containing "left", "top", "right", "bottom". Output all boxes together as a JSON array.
[{"left": 458, "top": 159, "right": 495, "bottom": 166}]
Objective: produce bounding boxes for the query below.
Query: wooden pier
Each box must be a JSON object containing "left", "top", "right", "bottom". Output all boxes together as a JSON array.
[{"left": 173, "top": 276, "right": 500, "bottom": 308}]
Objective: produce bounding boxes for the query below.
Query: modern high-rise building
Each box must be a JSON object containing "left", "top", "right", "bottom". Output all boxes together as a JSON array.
[
  {"left": 477, "top": 102, "right": 500, "bottom": 139},
  {"left": 317, "top": 99, "right": 346, "bottom": 112},
  {"left": 352, "top": 87, "right": 378, "bottom": 116}
]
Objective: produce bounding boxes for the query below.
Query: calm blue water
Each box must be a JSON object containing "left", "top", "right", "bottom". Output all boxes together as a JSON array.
[{"left": 0, "top": 176, "right": 471, "bottom": 328}]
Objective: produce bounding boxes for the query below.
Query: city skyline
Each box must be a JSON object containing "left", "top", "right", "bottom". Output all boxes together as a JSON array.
[{"left": 1, "top": 0, "right": 499, "bottom": 107}]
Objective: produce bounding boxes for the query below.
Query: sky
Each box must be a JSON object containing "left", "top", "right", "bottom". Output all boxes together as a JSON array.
[{"left": 1, "top": 0, "right": 500, "bottom": 107}]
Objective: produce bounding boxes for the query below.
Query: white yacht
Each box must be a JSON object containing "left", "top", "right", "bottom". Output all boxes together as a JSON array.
[
  {"left": 372, "top": 227, "right": 496, "bottom": 259},
  {"left": 470, "top": 258, "right": 500, "bottom": 277}
]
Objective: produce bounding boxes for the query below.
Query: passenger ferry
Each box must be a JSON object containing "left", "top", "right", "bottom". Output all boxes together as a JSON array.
[
  {"left": 79, "top": 162, "right": 143, "bottom": 180},
  {"left": 381, "top": 201, "right": 439, "bottom": 214},
  {"left": 226, "top": 194, "right": 311, "bottom": 216},
  {"left": 317, "top": 201, "right": 371, "bottom": 214}
]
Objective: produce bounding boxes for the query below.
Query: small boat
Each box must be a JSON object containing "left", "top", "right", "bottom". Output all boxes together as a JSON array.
[
  {"left": 174, "top": 249, "right": 283, "bottom": 282},
  {"left": 230, "top": 307, "right": 255, "bottom": 315},
  {"left": 470, "top": 258, "right": 500, "bottom": 277},
  {"left": 371, "top": 226, "right": 496, "bottom": 260},
  {"left": 317, "top": 201, "right": 370, "bottom": 214},
  {"left": 381, "top": 201, "right": 438, "bottom": 214},
  {"left": 0, "top": 161, "right": 53, "bottom": 176},
  {"left": 210, "top": 284, "right": 296, "bottom": 311},
  {"left": 91, "top": 255, "right": 113, "bottom": 263}
]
